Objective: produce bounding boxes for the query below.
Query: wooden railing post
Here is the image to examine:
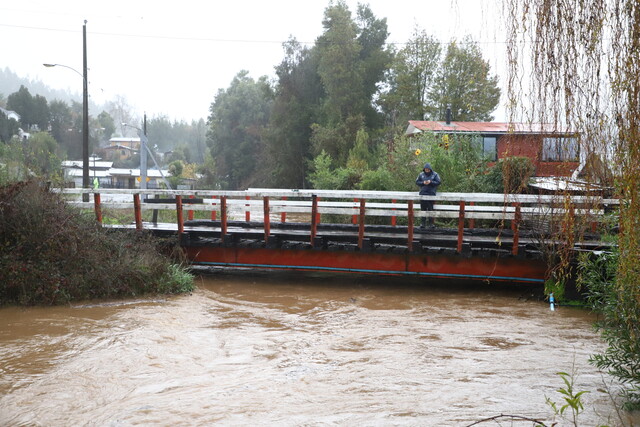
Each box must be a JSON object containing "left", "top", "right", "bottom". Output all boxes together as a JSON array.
[
  {"left": 134, "top": 193, "right": 143, "bottom": 230},
  {"left": 407, "top": 200, "right": 414, "bottom": 252},
  {"left": 358, "top": 198, "right": 366, "bottom": 249},
  {"left": 263, "top": 196, "right": 270, "bottom": 244},
  {"left": 176, "top": 195, "right": 184, "bottom": 234},
  {"left": 457, "top": 200, "right": 465, "bottom": 253},
  {"left": 188, "top": 195, "right": 195, "bottom": 220},
  {"left": 469, "top": 201, "right": 475, "bottom": 229},
  {"left": 220, "top": 196, "right": 228, "bottom": 242},
  {"left": 316, "top": 196, "right": 321, "bottom": 224},
  {"left": 281, "top": 196, "right": 287, "bottom": 223},
  {"left": 94, "top": 193, "right": 102, "bottom": 225},
  {"left": 512, "top": 202, "right": 521, "bottom": 256},
  {"left": 151, "top": 193, "right": 159, "bottom": 224},
  {"left": 211, "top": 196, "right": 217, "bottom": 221},
  {"left": 352, "top": 198, "right": 359, "bottom": 225},
  {"left": 391, "top": 199, "right": 397, "bottom": 226},
  {"left": 310, "top": 194, "right": 318, "bottom": 247},
  {"left": 245, "top": 195, "right": 251, "bottom": 222}
]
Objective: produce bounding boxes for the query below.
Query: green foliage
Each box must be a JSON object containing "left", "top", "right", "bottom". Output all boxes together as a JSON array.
[
  {"left": 308, "top": 150, "right": 349, "bottom": 189},
  {"left": 0, "top": 132, "right": 64, "bottom": 185},
  {"left": 347, "top": 128, "right": 375, "bottom": 170},
  {"left": 265, "top": 39, "right": 322, "bottom": 188},
  {"left": 196, "top": 153, "right": 220, "bottom": 189},
  {"left": 309, "top": 2, "right": 390, "bottom": 166},
  {"left": 207, "top": 71, "right": 273, "bottom": 189},
  {"left": 95, "top": 111, "right": 115, "bottom": 145},
  {"left": 412, "top": 132, "right": 490, "bottom": 193},
  {"left": 578, "top": 249, "right": 640, "bottom": 410},
  {"left": 379, "top": 27, "right": 441, "bottom": 128},
  {"left": 308, "top": 131, "right": 499, "bottom": 194},
  {"left": 359, "top": 167, "right": 395, "bottom": 191},
  {"left": 427, "top": 35, "right": 501, "bottom": 121},
  {"left": 480, "top": 156, "right": 536, "bottom": 193},
  {"left": 544, "top": 278, "right": 566, "bottom": 303},
  {"left": 157, "top": 264, "right": 195, "bottom": 294},
  {"left": 0, "top": 180, "right": 194, "bottom": 306},
  {"left": 545, "top": 371, "right": 591, "bottom": 427},
  {"left": 0, "top": 108, "right": 19, "bottom": 143},
  {"left": 387, "top": 136, "right": 424, "bottom": 191},
  {"left": 7, "top": 85, "right": 50, "bottom": 131},
  {"left": 168, "top": 160, "right": 184, "bottom": 177}
]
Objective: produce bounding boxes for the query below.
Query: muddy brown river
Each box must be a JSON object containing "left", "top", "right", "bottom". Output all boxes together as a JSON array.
[{"left": 0, "top": 272, "right": 637, "bottom": 426}]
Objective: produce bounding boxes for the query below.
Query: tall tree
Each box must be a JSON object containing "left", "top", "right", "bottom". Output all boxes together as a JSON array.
[
  {"left": 7, "top": 86, "right": 43, "bottom": 130},
  {"left": 427, "top": 36, "right": 501, "bottom": 121},
  {"left": 0, "top": 109, "right": 19, "bottom": 143},
  {"left": 379, "top": 27, "right": 442, "bottom": 129},
  {"left": 31, "top": 94, "right": 49, "bottom": 131},
  {"left": 207, "top": 71, "right": 273, "bottom": 189},
  {"left": 355, "top": 3, "right": 393, "bottom": 129},
  {"left": 146, "top": 115, "right": 175, "bottom": 151},
  {"left": 95, "top": 111, "right": 115, "bottom": 146},
  {"left": 311, "top": 1, "right": 390, "bottom": 165},
  {"left": 265, "top": 39, "right": 324, "bottom": 188},
  {"left": 49, "top": 100, "right": 72, "bottom": 144}
]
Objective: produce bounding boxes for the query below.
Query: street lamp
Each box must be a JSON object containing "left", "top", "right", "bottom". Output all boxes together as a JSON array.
[
  {"left": 43, "top": 20, "right": 89, "bottom": 201},
  {"left": 123, "top": 118, "right": 172, "bottom": 190},
  {"left": 122, "top": 121, "right": 148, "bottom": 191}
]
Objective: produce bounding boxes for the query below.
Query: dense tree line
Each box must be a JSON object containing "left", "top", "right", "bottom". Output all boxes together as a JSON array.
[
  {"left": 0, "top": 84, "right": 207, "bottom": 187},
  {"left": 1, "top": 1, "right": 500, "bottom": 191},
  {"left": 207, "top": 1, "right": 501, "bottom": 190}
]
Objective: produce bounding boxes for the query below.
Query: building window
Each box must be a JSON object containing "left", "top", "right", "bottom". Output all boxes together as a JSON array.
[
  {"left": 482, "top": 136, "right": 497, "bottom": 161},
  {"left": 473, "top": 136, "right": 497, "bottom": 161},
  {"left": 542, "top": 137, "right": 578, "bottom": 161}
]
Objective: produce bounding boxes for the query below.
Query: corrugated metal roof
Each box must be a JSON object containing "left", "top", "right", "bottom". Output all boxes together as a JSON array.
[
  {"left": 109, "top": 137, "right": 140, "bottom": 142},
  {"left": 109, "top": 168, "right": 169, "bottom": 178},
  {"left": 65, "top": 169, "right": 111, "bottom": 178},
  {"left": 407, "top": 120, "right": 572, "bottom": 134},
  {"left": 62, "top": 160, "right": 113, "bottom": 168},
  {"left": 104, "top": 144, "right": 136, "bottom": 151},
  {"left": 529, "top": 177, "right": 611, "bottom": 192}
]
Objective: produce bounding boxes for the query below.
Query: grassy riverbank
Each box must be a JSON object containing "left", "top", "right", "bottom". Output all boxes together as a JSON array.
[{"left": 0, "top": 181, "right": 194, "bottom": 306}]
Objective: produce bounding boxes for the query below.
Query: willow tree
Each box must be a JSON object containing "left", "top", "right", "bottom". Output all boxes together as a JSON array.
[{"left": 505, "top": 0, "right": 639, "bottom": 408}]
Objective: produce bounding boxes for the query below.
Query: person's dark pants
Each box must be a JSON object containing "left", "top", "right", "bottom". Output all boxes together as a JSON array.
[{"left": 420, "top": 199, "right": 435, "bottom": 227}]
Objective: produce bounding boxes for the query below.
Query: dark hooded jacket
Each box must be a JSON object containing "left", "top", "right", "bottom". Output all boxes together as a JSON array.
[{"left": 415, "top": 163, "right": 441, "bottom": 195}]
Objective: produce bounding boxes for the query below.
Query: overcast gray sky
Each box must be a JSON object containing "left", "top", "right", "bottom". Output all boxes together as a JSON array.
[{"left": 0, "top": 0, "right": 505, "bottom": 122}]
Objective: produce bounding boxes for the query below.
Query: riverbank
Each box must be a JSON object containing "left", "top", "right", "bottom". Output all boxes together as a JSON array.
[{"left": 0, "top": 180, "right": 194, "bottom": 306}]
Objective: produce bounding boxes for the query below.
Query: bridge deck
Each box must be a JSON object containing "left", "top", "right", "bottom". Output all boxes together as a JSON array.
[{"left": 78, "top": 188, "right": 616, "bottom": 284}]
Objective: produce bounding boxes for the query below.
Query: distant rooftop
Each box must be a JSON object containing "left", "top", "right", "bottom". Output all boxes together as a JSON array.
[{"left": 406, "top": 120, "right": 573, "bottom": 135}]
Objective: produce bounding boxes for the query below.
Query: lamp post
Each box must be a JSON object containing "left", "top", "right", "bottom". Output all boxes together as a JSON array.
[
  {"left": 123, "top": 118, "right": 172, "bottom": 190},
  {"left": 43, "top": 20, "right": 89, "bottom": 201}
]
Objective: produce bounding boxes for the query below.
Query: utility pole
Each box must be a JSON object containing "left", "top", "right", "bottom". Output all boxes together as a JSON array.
[
  {"left": 82, "top": 20, "right": 89, "bottom": 202},
  {"left": 140, "top": 113, "right": 148, "bottom": 191}
]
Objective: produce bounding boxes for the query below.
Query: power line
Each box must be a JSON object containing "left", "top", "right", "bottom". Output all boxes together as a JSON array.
[{"left": 0, "top": 21, "right": 521, "bottom": 47}]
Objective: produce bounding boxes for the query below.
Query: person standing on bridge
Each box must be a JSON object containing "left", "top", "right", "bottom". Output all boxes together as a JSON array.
[{"left": 416, "top": 162, "right": 441, "bottom": 228}]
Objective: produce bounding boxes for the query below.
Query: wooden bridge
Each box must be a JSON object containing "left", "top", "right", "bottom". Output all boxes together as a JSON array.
[{"left": 61, "top": 188, "right": 618, "bottom": 285}]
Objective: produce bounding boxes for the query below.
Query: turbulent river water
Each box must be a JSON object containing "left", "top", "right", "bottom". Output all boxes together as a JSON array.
[{"left": 0, "top": 272, "right": 637, "bottom": 426}]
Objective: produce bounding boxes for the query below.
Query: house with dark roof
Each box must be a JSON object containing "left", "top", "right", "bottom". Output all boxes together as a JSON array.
[{"left": 406, "top": 119, "right": 580, "bottom": 178}]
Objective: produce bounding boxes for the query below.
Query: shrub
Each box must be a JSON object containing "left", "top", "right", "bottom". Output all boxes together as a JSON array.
[
  {"left": 578, "top": 249, "right": 640, "bottom": 410},
  {"left": 0, "top": 180, "right": 194, "bottom": 306},
  {"left": 481, "top": 156, "right": 536, "bottom": 193}
]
